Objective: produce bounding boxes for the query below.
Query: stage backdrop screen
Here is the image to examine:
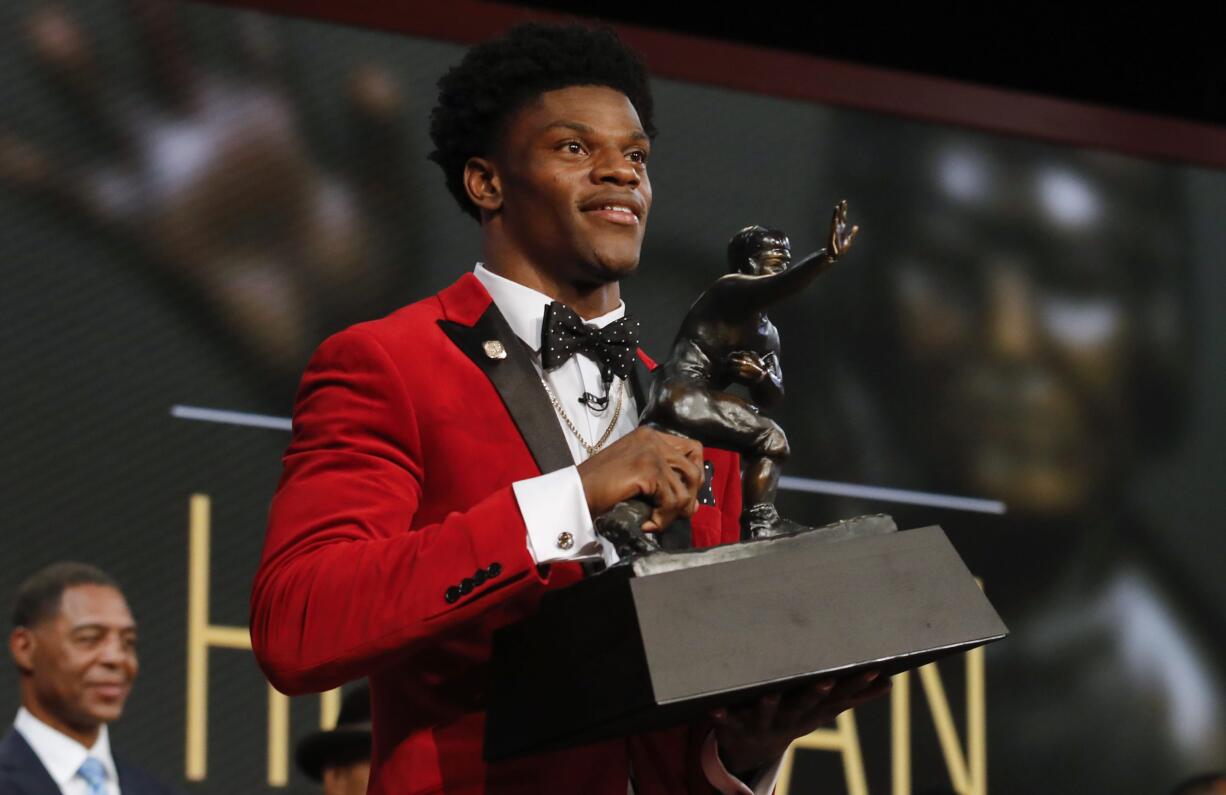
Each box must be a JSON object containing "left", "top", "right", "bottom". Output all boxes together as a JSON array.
[{"left": 2, "top": 2, "right": 1223, "bottom": 793}]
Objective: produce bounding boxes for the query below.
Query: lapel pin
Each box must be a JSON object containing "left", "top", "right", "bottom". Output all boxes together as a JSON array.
[{"left": 483, "top": 340, "right": 507, "bottom": 360}]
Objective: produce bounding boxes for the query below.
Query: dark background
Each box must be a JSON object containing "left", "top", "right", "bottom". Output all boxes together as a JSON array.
[
  {"left": 511, "top": 3, "right": 1226, "bottom": 126},
  {"left": 2, "top": 2, "right": 1223, "bottom": 793}
]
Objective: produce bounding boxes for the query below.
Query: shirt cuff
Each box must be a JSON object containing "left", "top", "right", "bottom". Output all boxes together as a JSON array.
[
  {"left": 514, "top": 466, "right": 602, "bottom": 564},
  {"left": 701, "top": 731, "right": 784, "bottom": 795}
]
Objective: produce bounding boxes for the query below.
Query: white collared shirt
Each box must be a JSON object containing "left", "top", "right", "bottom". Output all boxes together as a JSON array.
[
  {"left": 474, "top": 263, "right": 638, "bottom": 567},
  {"left": 14, "top": 707, "right": 121, "bottom": 795},
  {"left": 473, "top": 265, "right": 779, "bottom": 795}
]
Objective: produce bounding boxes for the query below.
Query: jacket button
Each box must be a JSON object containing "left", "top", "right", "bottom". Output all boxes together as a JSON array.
[
  {"left": 459, "top": 577, "right": 475, "bottom": 595},
  {"left": 487, "top": 562, "right": 502, "bottom": 578},
  {"left": 474, "top": 569, "right": 488, "bottom": 586},
  {"left": 444, "top": 586, "right": 461, "bottom": 604}
]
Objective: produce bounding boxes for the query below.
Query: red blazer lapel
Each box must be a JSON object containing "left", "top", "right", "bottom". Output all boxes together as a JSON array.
[
  {"left": 435, "top": 274, "right": 574, "bottom": 476},
  {"left": 435, "top": 272, "right": 492, "bottom": 326}
]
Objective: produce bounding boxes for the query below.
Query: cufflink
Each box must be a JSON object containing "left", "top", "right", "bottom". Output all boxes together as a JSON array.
[
  {"left": 483, "top": 340, "right": 507, "bottom": 360},
  {"left": 557, "top": 531, "right": 574, "bottom": 550}
]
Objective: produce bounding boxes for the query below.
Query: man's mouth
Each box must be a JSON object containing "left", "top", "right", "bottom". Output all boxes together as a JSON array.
[
  {"left": 88, "top": 683, "right": 129, "bottom": 700},
  {"left": 580, "top": 199, "right": 642, "bottom": 226}
]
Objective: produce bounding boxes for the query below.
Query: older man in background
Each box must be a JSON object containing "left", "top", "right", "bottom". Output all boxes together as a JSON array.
[{"left": 1, "top": 562, "right": 178, "bottom": 795}]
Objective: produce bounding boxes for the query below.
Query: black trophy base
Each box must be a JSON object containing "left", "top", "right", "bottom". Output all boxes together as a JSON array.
[{"left": 484, "top": 522, "right": 1007, "bottom": 761}]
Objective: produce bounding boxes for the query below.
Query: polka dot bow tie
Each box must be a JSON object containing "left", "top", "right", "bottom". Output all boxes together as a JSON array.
[{"left": 540, "top": 301, "right": 640, "bottom": 384}]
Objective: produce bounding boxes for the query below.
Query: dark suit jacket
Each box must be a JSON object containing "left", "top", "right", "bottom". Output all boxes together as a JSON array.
[
  {"left": 251, "top": 273, "right": 744, "bottom": 794},
  {"left": 0, "top": 728, "right": 180, "bottom": 795}
]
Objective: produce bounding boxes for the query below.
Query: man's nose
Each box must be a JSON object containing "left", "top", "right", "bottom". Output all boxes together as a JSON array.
[
  {"left": 97, "top": 634, "right": 133, "bottom": 667},
  {"left": 590, "top": 150, "right": 639, "bottom": 186}
]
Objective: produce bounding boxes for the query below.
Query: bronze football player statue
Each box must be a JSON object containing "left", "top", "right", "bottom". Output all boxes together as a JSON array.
[{"left": 595, "top": 201, "right": 859, "bottom": 559}]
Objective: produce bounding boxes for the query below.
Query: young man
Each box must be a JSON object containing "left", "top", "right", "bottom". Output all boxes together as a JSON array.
[
  {"left": 251, "top": 23, "right": 886, "bottom": 795},
  {"left": 3, "top": 562, "right": 178, "bottom": 795}
]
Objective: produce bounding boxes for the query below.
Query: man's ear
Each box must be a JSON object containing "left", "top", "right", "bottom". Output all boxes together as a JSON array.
[
  {"left": 10, "top": 627, "right": 35, "bottom": 675},
  {"left": 463, "top": 156, "right": 502, "bottom": 215}
]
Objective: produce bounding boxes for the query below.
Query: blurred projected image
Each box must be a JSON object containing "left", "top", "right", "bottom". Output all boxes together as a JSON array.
[
  {"left": 825, "top": 125, "right": 1224, "bottom": 791},
  {"left": 0, "top": 1, "right": 414, "bottom": 388},
  {"left": 826, "top": 130, "right": 1186, "bottom": 518}
]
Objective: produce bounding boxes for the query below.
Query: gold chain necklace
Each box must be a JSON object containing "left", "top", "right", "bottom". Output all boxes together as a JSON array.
[{"left": 540, "top": 377, "right": 625, "bottom": 457}]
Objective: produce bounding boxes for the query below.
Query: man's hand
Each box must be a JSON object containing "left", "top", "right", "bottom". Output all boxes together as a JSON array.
[
  {"left": 710, "top": 671, "right": 891, "bottom": 775},
  {"left": 577, "top": 425, "right": 704, "bottom": 532}
]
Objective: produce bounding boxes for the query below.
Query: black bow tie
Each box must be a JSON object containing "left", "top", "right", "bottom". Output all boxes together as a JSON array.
[{"left": 540, "top": 301, "right": 640, "bottom": 384}]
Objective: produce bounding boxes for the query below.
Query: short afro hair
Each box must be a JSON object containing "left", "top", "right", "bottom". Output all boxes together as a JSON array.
[
  {"left": 429, "top": 23, "right": 656, "bottom": 222},
  {"left": 12, "top": 561, "right": 121, "bottom": 629}
]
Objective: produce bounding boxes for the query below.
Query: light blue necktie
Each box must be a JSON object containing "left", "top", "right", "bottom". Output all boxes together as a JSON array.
[{"left": 77, "top": 757, "right": 107, "bottom": 795}]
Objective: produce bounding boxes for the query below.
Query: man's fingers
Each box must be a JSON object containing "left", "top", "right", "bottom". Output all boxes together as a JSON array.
[
  {"left": 680, "top": 442, "right": 704, "bottom": 482},
  {"left": 812, "top": 677, "right": 893, "bottom": 724},
  {"left": 754, "top": 692, "right": 782, "bottom": 735},
  {"left": 656, "top": 434, "right": 702, "bottom": 498},
  {"left": 822, "top": 671, "right": 881, "bottom": 704},
  {"left": 777, "top": 678, "right": 836, "bottom": 725},
  {"left": 644, "top": 462, "right": 689, "bottom": 531},
  {"left": 666, "top": 463, "right": 695, "bottom": 515},
  {"left": 660, "top": 431, "right": 703, "bottom": 461},
  {"left": 671, "top": 458, "right": 703, "bottom": 496},
  {"left": 781, "top": 673, "right": 891, "bottom": 731},
  {"left": 788, "top": 672, "right": 881, "bottom": 725},
  {"left": 811, "top": 672, "right": 888, "bottom": 720},
  {"left": 708, "top": 706, "right": 750, "bottom": 736},
  {"left": 845, "top": 676, "right": 891, "bottom": 706},
  {"left": 600, "top": 427, "right": 705, "bottom": 532}
]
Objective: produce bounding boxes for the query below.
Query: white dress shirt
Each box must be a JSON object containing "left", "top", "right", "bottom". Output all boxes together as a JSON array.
[
  {"left": 473, "top": 265, "right": 780, "bottom": 795},
  {"left": 14, "top": 707, "right": 121, "bottom": 795},
  {"left": 474, "top": 264, "right": 637, "bottom": 568}
]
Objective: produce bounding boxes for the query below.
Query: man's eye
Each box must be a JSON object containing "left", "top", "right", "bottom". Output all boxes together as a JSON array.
[
  {"left": 628, "top": 150, "right": 648, "bottom": 164},
  {"left": 563, "top": 141, "right": 585, "bottom": 155}
]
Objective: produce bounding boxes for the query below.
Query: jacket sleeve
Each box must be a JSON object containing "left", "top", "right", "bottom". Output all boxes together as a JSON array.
[{"left": 249, "top": 327, "right": 548, "bottom": 695}]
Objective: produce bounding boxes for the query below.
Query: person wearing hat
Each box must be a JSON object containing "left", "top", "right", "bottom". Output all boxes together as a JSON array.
[{"left": 295, "top": 683, "right": 371, "bottom": 795}]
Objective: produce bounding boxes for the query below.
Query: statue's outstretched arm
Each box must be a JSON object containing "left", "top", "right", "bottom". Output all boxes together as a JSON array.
[{"left": 714, "top": 201, "right": 858, "bottom": 312}]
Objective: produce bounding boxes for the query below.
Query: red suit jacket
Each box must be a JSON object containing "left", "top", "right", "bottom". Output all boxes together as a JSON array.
[{"left": 251, "top": 273, "right": 743, "bottom": 794}]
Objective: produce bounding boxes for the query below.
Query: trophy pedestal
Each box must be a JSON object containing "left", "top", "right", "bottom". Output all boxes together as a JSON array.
[{"left": 484, "top": 522, "right": 1007, "bottom": 761}]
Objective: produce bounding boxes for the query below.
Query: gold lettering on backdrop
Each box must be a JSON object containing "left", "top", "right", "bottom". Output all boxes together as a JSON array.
[
  {"left": 268, "top": 688, "right": 290, "bottom": 785},
  {"left": 777, "top": 640, "right": 987, "bottom": 794},
  {"left": 186, "top": 494, "right": 341, "bottom": 786},
  {"left": 776, "top": 711, "right": 869, "bottom": 795},
  {"left": 892, "top": 670, "right": 912, "bottom": 795}
]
